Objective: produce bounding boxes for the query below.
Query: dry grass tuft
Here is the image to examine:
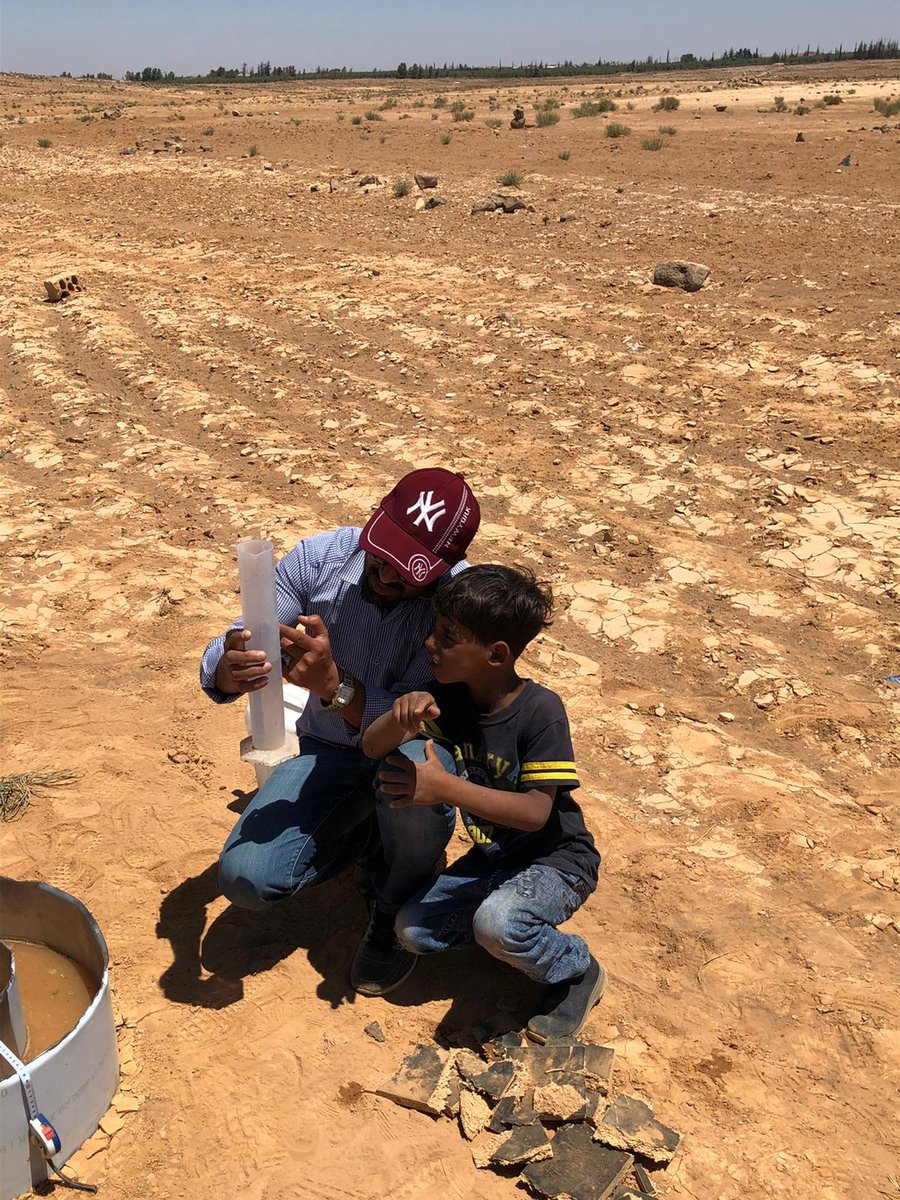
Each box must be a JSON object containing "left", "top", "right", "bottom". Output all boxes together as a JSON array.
[{"left": 0, "top": 770, "right": 78, "bottom": 821}]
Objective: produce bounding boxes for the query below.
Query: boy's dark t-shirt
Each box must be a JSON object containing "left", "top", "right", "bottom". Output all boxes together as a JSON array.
[{"left": 423, "top": 679, "right": 599, "bottom": 890}]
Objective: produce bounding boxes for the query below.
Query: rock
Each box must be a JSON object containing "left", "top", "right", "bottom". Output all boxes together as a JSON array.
[
  {"left": 523, "top": 1122, "right": 633, "bottom": 1200},
  {"left": 232, "top": 110, "right": 241, "bottom": 116},
  {"left": 796, "top": 132, "right": 805, "bottom": 142},
  {"left": 510, "top": 107, "right": 527, "bottom": 129},
  {"left": 364, "top": 1020, "right": 385, "bottom": 1042},
  {"left": 423, "top": 195, "right": 447, "bottom": 210},
  {"left": 715, "top": 104, "right": 727, "bottom": 112},
  {"left": 44, "top": 273, "right": 83, "bottom": 302},
  {"left": 490, "top": 1123, "right": 553, "bottom": 1165},
  {"left": 652, "top": 261, "right": 710, "bottom": 292},
  {"left": 455, "top": 1051, "right": 516, "bottom": 1100},
  {"left": 357, "top": 174, "right": 381, "bottom": 187},
  {"left": 471, "top": 192, "right": 528, "bottom": 215},
  {"left": 415, "top": 171, "right": 438, "bottom": 189},
  {"left": 375, "top": 1044, "right": 459, "bottom": 1116},
  {"left": 558, "top": 212, "right": 577, "bottom": 223},
  {"left": 119, "top": 145, "right": 137, "bottom": 155},
  {"left": 592, "top": 1093, "right": 681, "bottom": 1164}
]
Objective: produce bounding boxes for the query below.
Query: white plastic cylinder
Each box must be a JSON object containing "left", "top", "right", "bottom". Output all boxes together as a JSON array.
[{"left": 237, "top": 539, "right": 286, "bottom": 752}]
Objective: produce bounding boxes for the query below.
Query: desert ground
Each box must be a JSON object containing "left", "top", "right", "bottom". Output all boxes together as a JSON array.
[{"left": 1, "top": 60, "right": 899, "bottom": 1200}]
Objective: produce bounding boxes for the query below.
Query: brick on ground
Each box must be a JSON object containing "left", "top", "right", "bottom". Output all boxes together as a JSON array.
[
  {"left": 375, "top": 1043, "right": 458, "bottom": 1116},
  {"left": 592, "top": 1094, "right": 681, "bottom": 1164}
]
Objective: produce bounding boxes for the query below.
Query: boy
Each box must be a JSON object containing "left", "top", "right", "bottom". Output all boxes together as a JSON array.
[{"left": 362, "top": 564, "right": 604, "bottom": 1042}]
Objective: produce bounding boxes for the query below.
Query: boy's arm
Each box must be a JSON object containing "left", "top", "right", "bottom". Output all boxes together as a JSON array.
[
  {"left": 379, "top": 741, "right": 554, "bottom": 832},
  {"left": 361, "top": 692, "right": 441, "bottom": 759}
]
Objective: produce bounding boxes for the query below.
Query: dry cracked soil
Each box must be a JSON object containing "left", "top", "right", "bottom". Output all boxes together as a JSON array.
[{"left": 1, "top": 61, "right": 899, "bottom": 1200}]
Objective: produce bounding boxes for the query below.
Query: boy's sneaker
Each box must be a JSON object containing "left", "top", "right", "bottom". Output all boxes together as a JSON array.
[
  {"left": 526, "top": 956, "right": 607, "bottom": 1044},
  {"left": 350, "top": 906, "right": 418, "bottom": 996}
]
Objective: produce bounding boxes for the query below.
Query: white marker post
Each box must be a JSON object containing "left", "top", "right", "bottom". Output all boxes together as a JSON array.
[{"left": 236, "top": 539, "right": 298, "bottom": 786}]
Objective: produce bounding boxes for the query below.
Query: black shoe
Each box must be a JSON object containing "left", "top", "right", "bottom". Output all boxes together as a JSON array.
[
  {"left": 350, "top": 907, "right": 418, "bottom": 997},
  {"left": 526, "top": 956, "right": 607, "bottom": 1044}
]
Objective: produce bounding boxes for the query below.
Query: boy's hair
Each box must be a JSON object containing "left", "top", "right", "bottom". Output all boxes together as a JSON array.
[{"left": 432, "top": 564, "right": 553, "bottom": 657}]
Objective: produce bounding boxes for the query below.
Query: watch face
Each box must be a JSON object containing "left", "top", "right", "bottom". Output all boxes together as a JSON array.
[{"left": 333, "top": 680, "right": 355, "bottom": 707}]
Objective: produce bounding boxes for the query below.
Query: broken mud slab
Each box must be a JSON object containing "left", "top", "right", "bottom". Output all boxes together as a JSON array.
[
  {"left": 490, "top": 1123, "right": 553, "bottom": 1166},
  {"left": 523, "top": 1122, "right": 634, "bottom": 1200},
  {"left": 374, "top": 1043, "right": 459, "bottom": 1116},
  {"left": 593, "top": 1093, "right": 681, "bottom": 1163}
]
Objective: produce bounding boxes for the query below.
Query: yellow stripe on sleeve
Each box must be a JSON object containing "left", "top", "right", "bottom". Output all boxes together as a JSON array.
[
  {"left": 522, "top": 760, "right": 577, "bottom": 771},
  {"left": 521, "top": 770, "right": 579, "bottom": 783}
]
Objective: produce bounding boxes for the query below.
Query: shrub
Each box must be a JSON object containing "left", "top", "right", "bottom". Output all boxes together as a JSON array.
[
  {"left": 653, "top": 95, "right": 680, "bottom": 112},
  {"left": 822, "top": 94, "right": 842, "bottom": 106},
  {"left": 37, "top": 138, "right": 52, "bottom": 148},
  {"left": 874, "top": 96, "right": 900, "bottom": 117},
  {"left": 379, "top": 98, "right": 397, "bottom": 110},
  {"left": 433, "top": 95, "right": 447, "bottom": 108},
  {"left": 440, "top": 132, "right": 451, "bottom": 145},
  {"left": 536, "top": 110, "right": 560, "bottom": 127},
  {"left": 498, "top": 169, "right": 524, "bottom": 186},
  {"left": 363, "top": 110, "right": 383, "bottom": 121},
  {"left": 449, "top": 99, "right": 466, "bottom": 113},
  {"left": 452, "top": 109, "right": 475, "bottom": 122},
  {"left": 658, "top": 125, "right": 676, "bottom": 135},
  {"left": 79, "top": 114, "right": 94, "bottom": 123},
  {"left": 625, "top": 101, "right": 635, "bottom": 112},
  {"left": 392, "top": 177, "right": 411, "bottom": 197},
  {"left": 773, "top": 96, "right": 788, "bottom": 112},
  {"left": 572, "top": 98, "right": 616, "bottom": 117},
  {"left": 641, "top": 136, "right": 664, "bottom": 150},
  {"left": 336, "top": 114, "right": 344, "bottom": 122},
  {"left": 537, "top": 96, "right": 560, "bottom": 111},
  {"left": 201, "top": 126, "right": 214, "bottom": 136},
  {"left": 175, "top": 112, "right": 185, "bottom": 121},
  {"left": 248, "top": 143, "right": 258, "bottom": 156},
  {"left": 350, "top": 114, "right": 362, "bottom": 125},
  {"left": 605, "top": 123, "right": 631, "bottom": 138},
  {"left": 794, "top": 104, "right": 810, "bottom": 116},
  {"left": 558, "top": 150, "right": 571, "bottom": 160},
  {"left": 431, "top": 111, "right": 439, "bottom": 120},
  {"left": 485, "top": 117, "right": 503, "bottom": 128}
]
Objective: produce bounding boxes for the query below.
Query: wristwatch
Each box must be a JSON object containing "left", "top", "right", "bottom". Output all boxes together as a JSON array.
[{"left": 327, "top": 671, "right": 357, "bottom": 709}]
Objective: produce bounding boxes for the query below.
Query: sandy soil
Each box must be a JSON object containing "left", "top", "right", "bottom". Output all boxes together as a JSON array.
[{"left": 1, "top": 61, "right": 899, "bottom": 1200}]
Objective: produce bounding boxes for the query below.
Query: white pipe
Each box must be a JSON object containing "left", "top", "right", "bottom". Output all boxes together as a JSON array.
[{"left": 237, "top": 539, "right": 286, "bottom": 752}]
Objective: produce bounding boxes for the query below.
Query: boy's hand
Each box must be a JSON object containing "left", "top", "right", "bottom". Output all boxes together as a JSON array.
[
  {"left": 391, "top": 692, "right": 440, "bottom": 735},
  {"left": 379, "top": 741, "right": 448, "bottom": 808}
]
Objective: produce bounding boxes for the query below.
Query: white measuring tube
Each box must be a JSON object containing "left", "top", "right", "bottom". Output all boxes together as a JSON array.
[{"left": 237, "top": 539, "right": 286, "bottom": 752}]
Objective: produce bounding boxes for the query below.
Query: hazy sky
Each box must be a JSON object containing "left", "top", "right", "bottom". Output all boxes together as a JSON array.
[{"left": 1, "top": 0, "right": 897, "bottom": 77}]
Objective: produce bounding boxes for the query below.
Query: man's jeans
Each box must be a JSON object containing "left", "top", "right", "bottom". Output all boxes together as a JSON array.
[
  {"left": 219, "top": 737, "right": 456, "bottom": 915},
  {"left": 395, "top": 851, "right": 592, "bottom": 986}
]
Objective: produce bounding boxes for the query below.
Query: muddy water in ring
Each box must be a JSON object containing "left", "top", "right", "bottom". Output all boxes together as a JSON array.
[{"left": 5, "top": 939, "right": 98, "bottom": 1060}]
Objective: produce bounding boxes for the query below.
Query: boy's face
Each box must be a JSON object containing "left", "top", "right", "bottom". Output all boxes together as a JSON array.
[{"left": 425, "top": 615, "right": 491, "bottom": 684}]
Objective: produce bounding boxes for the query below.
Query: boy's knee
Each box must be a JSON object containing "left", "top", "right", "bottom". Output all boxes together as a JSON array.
[
  {"left": 473, "top": 889, "right": 528, "bottom": 955},
  {"left": 394, "top": 904, "right": 427, "bottom": 954}
]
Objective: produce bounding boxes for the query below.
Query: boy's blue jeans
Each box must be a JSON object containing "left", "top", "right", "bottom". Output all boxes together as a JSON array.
[
  {"left": 395, "top": 850, "right": 593, "bottom": 985},
  {"left": 219, "top": 737, "right": 456, "bottom": 916}
]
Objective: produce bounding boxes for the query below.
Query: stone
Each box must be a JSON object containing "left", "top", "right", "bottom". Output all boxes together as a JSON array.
[
  {"left": 534, "top": 1077, "right": 589, "bottom": 1122},
  {"left": 490, "top": 1123, "right": 553, "bottom": 1166},
  {"left": 652, "top": 261, "right": 710, "bottom": 292},
  {"left": 44, "top": 273, "right": 83, "bottom": 302},
  {"left": 423, "top": 195, "right": 447, "bottom": 210},
  {"left": 511, "top": 107, "right": 527, "bottom": 129},
  {"left": 471, "top": 192, "right": 528, "bottom": 215},
  {"left": 357, "top": 174, "right": 381, "bottom": 187},
  {"left": 459, "top": 1088, "right": 493, "bottom": 1139},
  {"left": 376, "top": 1043, "right": 458, "bottom": 1116},
  {"left": 558, "top": 212, "right": 577, "bottom": 223},
  {"left": 715, "top": 104, "right": 727, "bottom": 112},
  {"left": 523, "top": 1122, "right": 633, "bottom": 1200},
  {"left": 415, "top": 171, "right": 438, "bottom": 189},
  {"left": 796, "top": 132, "right": 805, "bottom": 142},
  {"left": 364, "top": 1020, "right": 385, "bottom": 1043},
  {"left": 592, "top": 1094, "right": 681, "bottom": 1164}
]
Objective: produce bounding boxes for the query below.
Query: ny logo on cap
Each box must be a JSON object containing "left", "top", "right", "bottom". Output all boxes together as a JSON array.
[{"left": 406, "top": 490, "right": 446, "bottom": 533}]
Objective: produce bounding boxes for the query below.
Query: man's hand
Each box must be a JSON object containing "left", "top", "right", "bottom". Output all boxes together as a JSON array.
[
  {"left": 379, "top": 741, "right": 449, "bottom": 808},
  {"left": 279, "top": 615, "right": 340, "bottom": 700},
  {"left": 391, "top": 692, "right": 440, "bottom": 736},
  {"left": 215, "top": 629, "right": 272, "bottom": 695}
]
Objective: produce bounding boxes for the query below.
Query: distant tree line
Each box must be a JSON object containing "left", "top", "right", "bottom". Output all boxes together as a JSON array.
[{"left": 113, "top": 40, "right": 897, "bottom": 85}]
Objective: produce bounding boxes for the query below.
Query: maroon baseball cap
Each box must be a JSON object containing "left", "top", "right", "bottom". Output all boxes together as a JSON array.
[{"left": 360, "top": 468, "right": 480, "bottom": 587}]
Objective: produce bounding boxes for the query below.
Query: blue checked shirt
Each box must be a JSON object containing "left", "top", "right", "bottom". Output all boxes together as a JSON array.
[{"left": 199, "top": 527, "right": 469, "bottom": 749}]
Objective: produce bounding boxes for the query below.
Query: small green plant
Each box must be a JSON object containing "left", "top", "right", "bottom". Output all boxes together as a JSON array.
[
  {"left": 449, "top": 99, "right": 466, "bottom": 113},
  {"left": 605, "top": 122, "right": 631, "bottom": 138},
  {"left": 433, "top": 95, "right": 447, "bottom": 108},
  {"left": 350, "top": 114, "right": 362, "bottom": 125},
  {"left": 379, "top": 97, "right": 397, "bottom": 110},
  {"left": 485, "top": 117, "right": 503, "bottom": 128},
  {"left": 431, "top": 111, "right": 439, "bottom": 120},
  {"left": 201, "top": 125, "right": 214, "bottom": 136},
  {"left": 363, "top": 110, "right": 383, "bottom": 121},
  {"left": 291, "top": 117, "right": 301, "bottom": 126},
  {"left": 874, "top": 95, "right": 900, "bottom": 117},
  {"left": 558, "top": 149, "right": 571, "bottom": 160},
  {"left": 535, "top": 109, "right": 560, "bottom": 127},
  {"left": 653, "top": 95, "right": 680, "bottom": 112},
  {"left": 248, "top": 143, "right": 258, "bottom": 156},
  {"left": 392, "top": 177, "right": 411, "bottom": 197},
  {"left": 175, "top": 112, "right": 185, "bottom": 121},
  {"left": 625, "top": 101, "right": 635, "bottom": 112},
  {"left": 641, "top": 136, "right": 664, "bottom": 150},
  {"left": 37, "top": 138, "right": 51, "bottom": 148},
  {"left": 658, "top": 125, "right": 676, "bottom": 135},
  {"left": 822, "top": 94, "right": 842, "bottom": 106},
  {"left": 452, "top": 108, "right": 475, "bottom": 122},
  {"left": 440, "top": 132, "right": 452, "bottom": 145},
  {"left": 773, "top": 95, "right": 788, "bottom": 112},
  {"left": 537, "top": 96, "right": 560, "bottom": 111},
  {"left": 572, "top": 98, "right": 616, "bottom": 117},
  {"left": 498, "top": 169, "right": 524, "bottom": 186},
  {"left": 79, "top": 113, "right": 94, "bottom": 123},
  {"left": 794, "top": 104, "right": 810, "bottom": 115}
]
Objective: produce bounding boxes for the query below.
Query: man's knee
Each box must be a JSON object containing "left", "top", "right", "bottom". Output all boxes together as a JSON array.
[{"left": 218, "top": 845, "right": 285, "bottom": 910}]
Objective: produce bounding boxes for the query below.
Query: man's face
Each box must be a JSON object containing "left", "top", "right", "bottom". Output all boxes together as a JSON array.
[{"left": 361, "top": 554, "right": 429, "bottom": 608}]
